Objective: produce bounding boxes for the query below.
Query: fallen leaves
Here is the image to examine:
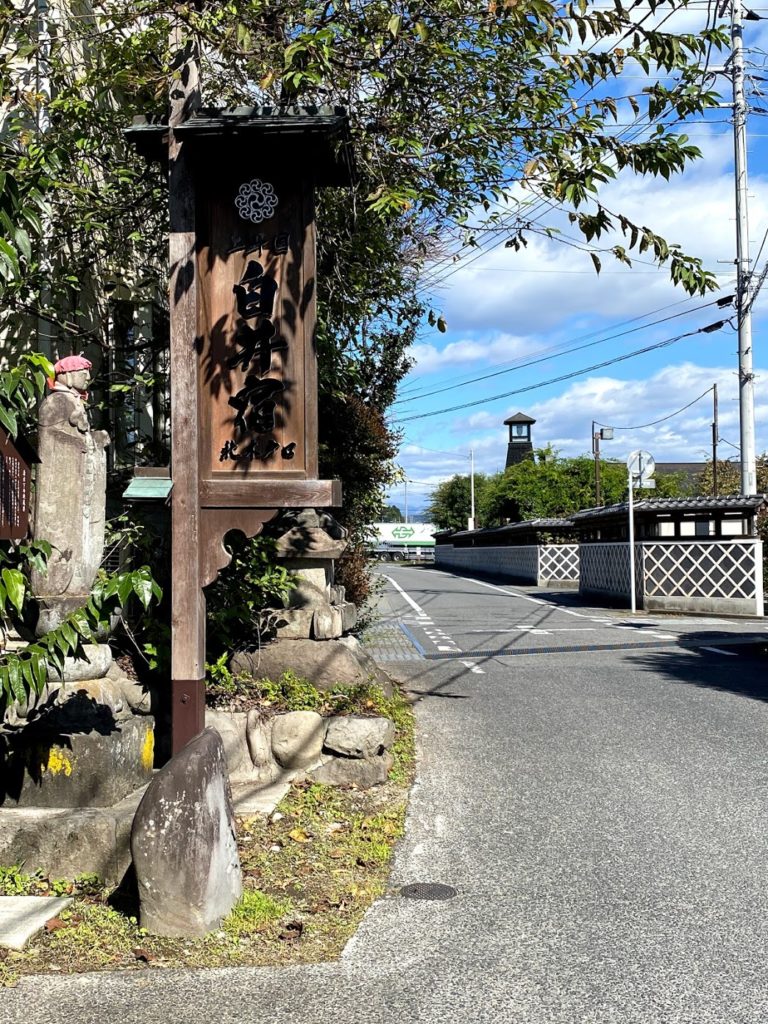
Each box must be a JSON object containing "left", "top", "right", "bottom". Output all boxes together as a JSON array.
[{"left": 288, "top": 828, "right": 312, "bottom": 844}]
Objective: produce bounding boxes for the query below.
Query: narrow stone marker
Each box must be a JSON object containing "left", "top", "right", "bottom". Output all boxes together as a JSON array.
[
  {"left": 0, "top": 896, "right": 73, "bottom": 950},
  {"left": 131, "top": 728, "right": 242, "bottom": 937}
]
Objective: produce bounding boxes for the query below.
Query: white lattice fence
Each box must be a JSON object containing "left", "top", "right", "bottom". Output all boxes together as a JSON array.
[
  {"left": 642, "top": 540, "right": 763, "bottom": 615},
  {"left": 539, "top": 544, "right": 580, "bottom": 582},
  {"left": 579, "top": 543, "right": 642, "bottom": 605}
]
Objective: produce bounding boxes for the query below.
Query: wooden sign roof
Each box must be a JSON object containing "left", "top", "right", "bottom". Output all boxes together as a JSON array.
[{"left": 126, "top": 105, "right": 354, "bottom": 185}]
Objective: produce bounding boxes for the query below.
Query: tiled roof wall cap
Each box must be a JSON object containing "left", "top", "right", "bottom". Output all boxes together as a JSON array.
[{"left": 571, "top": 494, "right": 767, "bottom": 520}]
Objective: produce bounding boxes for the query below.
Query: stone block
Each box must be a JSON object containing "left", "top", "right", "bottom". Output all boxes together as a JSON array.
[
  {"left": 312, "top": 606, "right": 343, "bottom": 640},
  {"left": 287, "top": 578, "right": 330, "bottom": 611},
  {"left": 310, "top": 752, "right": 393, "bottom": 789},
  {"left": 118, "top": 678, "right": 153, "bottom": 715},
  {"left": 0, "top": 896, "right": 73, "bottom": 950},
  {"left": 245, "top": 711, "right": 279, "bottom": 782},
  {"left": 271, "top": 607, "right": 314, "bottom": 640},
  {"left": 205, "top": 709, "right": 250, "bottom": 775},
  {"left": 324, "top": 716, "right": 396, "bottom": 759},
  {"left": 47, "top": 643, "right": 113, "bottom": 683},
  {"left": 131, "top": 728, "right": 242, "bottom": 937},
  {"left": 0, "top": 714, "right": 155, "bottom": 808},
  {"left": 0, "top": 806, "right": 126, "bottom": 884},
  {"left": 340, "top": 601, "right": 357, "bottom": 633},
  {"left": 270, "top": 711, "right": 325, "bottom": 769},
  {"left": 58, "top": 678, "right": 127, "bottom": 720}
]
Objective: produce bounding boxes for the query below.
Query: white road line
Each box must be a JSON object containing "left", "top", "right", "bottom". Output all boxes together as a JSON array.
[
  {"left": 384, "top": 573, "right": 463, "bottom": 654},
  {"left": 384, "top": 574, "right": 427, "bottom": 616},
  {"left": 445, "top": 575, "right": 549, "bottom": 606},
  {"left": 464, "top": 627, "right": 597, "bottom": 634},
  {"left": 461, "top": 661, "right": 485, "bottom": 674},
  {"left": 701, "top": 646, "right": 738, "bottom": 656}
]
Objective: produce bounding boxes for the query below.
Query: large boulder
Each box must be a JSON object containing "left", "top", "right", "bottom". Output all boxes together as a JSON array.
[
  {"left": 131, "top": 729, "right": 242, "bottom": 937},
  {"left": 231, "top": 637, "right": 393, "bottom": 694},
  {"left": 0, "top": 713, "right": 154, "bottom": 808}
]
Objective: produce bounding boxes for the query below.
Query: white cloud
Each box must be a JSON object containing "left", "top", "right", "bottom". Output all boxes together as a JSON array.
[
  {"left": 406, "top": 332, "right": 530, "bottom": 377},
  {"left": 424, "top": 127, "right": 759, "bottom": 336}
]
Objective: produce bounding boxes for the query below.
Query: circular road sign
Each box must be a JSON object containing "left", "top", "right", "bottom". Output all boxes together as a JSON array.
[{"left": 626, "top": 450, "right": 655, "bottom": 476}]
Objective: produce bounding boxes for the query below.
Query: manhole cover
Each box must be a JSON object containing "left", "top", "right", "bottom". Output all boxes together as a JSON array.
[{"left": 399, "top": 882, "right": 458, "bottom": 901}]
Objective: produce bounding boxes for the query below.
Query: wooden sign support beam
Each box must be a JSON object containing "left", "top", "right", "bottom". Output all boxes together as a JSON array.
[{"left": 168, "top": 24, "right": 205, "bottom": 753}]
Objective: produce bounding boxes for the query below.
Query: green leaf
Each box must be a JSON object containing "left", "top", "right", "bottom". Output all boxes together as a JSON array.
[
  {"left": 388, "top": 14, "right": 402, "bottom": 37},
  {"left": 0, "top": 405, "right": 18, "bottom": 438},
  {"left": 132, "top": 574, "right": 153, "bottom": 610},
  {"left": 590, "top": 252, "right": 602, "bottom": 275},
  {"left": 117, "top": 573, "right": 134, "bottom": 608},
  {"left": 1, "top": 569, "right": 26, "bottom": 614},
  {"left": 61, "top": 621, "right": 77, "bottom": 652},
  {"left": 7, "top": 659, "right": 25, "bottom": 704}
]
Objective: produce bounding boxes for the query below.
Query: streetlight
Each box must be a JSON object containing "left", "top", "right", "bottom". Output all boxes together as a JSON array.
[{"left": 591, "top": 422, "right": 614, "bottom": 505}]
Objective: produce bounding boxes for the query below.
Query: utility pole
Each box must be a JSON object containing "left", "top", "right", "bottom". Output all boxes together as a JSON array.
[
  {"left": 592, "top": 421, "right": 602, "bottom": 506},
  {"left": 404, "top": 479, "right": 408, "bottom": 524},
  {"left": 712, "top": 383, "right": 719, "bottom": 496},
  {"left": 468, "top": 448, "right": 476, "bottom": 530},
  {"left": 732, "top": 0, "right": 757, "bottom": 494}
]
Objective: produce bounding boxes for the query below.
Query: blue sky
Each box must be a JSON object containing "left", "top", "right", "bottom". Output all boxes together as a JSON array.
[{"left": 385, "top": 5, "right": 768, "bottom": 517}]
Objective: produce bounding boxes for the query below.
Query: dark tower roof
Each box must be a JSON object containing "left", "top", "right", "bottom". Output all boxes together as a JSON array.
[{"left": 503, "top": 412, "right": 536, "bottom": 426}]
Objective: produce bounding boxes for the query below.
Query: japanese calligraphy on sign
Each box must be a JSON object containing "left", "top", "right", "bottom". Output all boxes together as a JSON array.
[{"left": 197, "top": 168, "right": 317, "bottom": 484}]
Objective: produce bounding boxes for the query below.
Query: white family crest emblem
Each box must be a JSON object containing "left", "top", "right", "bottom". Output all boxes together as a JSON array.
[{"left": 235, "top": 178, "right": 278, "bottom": 223}]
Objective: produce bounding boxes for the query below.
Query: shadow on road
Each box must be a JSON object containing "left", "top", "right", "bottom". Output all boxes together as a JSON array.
[{"left": 625, "top": 641, "right": 768, "bottom": 703}]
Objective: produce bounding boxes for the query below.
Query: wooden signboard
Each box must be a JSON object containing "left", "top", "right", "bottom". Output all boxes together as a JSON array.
[
  {"left": 0, "top": 428, "right": 38, "bottom": 541},
  {"left": 129, "top": 107, "right": 352, "bottom": 750}
]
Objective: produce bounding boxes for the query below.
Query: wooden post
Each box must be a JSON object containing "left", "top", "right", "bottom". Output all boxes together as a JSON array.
[{"left": 168, "top": 18, "right": 205, "bottom": 754}]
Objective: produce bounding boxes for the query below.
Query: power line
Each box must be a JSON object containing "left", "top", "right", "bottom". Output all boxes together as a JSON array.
[
  {"left": 594, "top": 386, "right": 715, "bottom": 431},
  {"left": 392, "top": 318, "right": 729, "bottom": 424},
  {"left": 394, "top": 296, "right": 732, "bottom": 406}
]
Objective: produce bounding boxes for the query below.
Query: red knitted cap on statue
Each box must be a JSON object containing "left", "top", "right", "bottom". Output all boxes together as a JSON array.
[
  {"left": 48, "top": 354, "right": 93, "bottom": 390},
  {"left": 54, "top": 355, "right": 92, "bottom": 374}
]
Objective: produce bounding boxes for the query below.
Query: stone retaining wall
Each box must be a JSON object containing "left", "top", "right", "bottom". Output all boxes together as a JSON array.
[{"left": 206, "top": 709, "right": 396, "bottom": 790}]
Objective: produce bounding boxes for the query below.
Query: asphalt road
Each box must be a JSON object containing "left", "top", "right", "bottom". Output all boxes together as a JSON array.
[{"left": 5, "top": 565, "right": 768, "bottom": 1023}]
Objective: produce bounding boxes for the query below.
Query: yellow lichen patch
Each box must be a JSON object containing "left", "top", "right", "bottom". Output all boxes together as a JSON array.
[
  {"left": 141, "top": 726, "right": 155, "bottom": 771},
  {"left": 44, "top": 747, "right": 73, "bottom": 777}
]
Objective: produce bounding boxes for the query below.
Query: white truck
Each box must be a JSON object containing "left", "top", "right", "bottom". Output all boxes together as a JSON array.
[{"left": 371, "top": 523, "right": 437, "bottom": 562}]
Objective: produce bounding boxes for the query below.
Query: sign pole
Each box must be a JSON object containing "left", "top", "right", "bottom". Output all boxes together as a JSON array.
[
  {"left": 168, "top": 15, "right": 205, "bottom": 754},
  {"left": 628, "top": 466, "right": 636, "bottom": 614}
]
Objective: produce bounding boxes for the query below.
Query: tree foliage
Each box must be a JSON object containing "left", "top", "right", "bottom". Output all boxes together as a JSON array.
[
  {"left": 430, "top": 449, "right": 692, "bottom": 528},
  {"left": 0, "top": 1, "right": 730, "bottom": 608},
  {"left": 426, "top": 472, "right": 491, "bottom": 531}
]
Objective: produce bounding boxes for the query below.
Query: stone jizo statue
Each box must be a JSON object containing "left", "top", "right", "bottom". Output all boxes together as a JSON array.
[{"left": 30, "top": 355, "right": 110, "bottom": 635}]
